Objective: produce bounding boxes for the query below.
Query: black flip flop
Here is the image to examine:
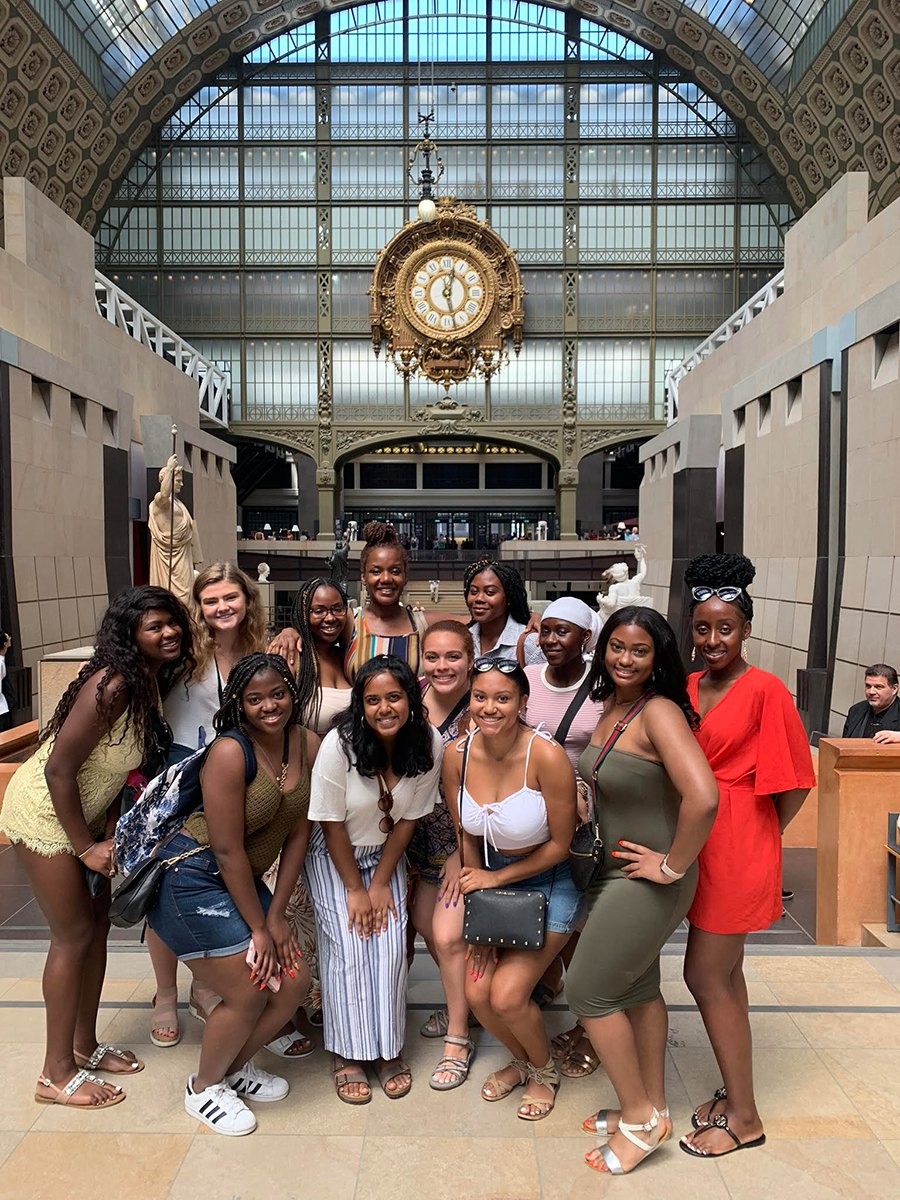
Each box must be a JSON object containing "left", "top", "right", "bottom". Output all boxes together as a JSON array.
[{"left": 680, "top": 1114, "right": 766, "bottom": 1158}]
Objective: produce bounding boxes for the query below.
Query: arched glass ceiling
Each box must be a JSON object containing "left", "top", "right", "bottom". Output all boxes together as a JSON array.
[{"left": 34, "top": 0, "right": 831, "bottom": 98}]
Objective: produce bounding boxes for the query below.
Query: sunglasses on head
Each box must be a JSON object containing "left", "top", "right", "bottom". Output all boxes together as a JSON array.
[
  {"left": 376, "top": 773, "right": 394, "bottom": 835},
  {"left": 473, "top": 657, "right": 519, "bottom": 674},
  {"left": 691, "top": 585, "right": 743, "bottom": 603}
]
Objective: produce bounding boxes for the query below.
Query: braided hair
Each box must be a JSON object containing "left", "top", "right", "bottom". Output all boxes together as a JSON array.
[
  {"left": 334, "top": 654, "right": 434, "bottom": 778},
  {"left": 42, "top": 585, "right": 195, "bottom": 758},
  {"left": 213, "top": 652, "right": 301, "bottom": 734},
  {"left": 463, "top": 560, "right": 531, "bottom": 626},
  {"left": 588, "top": 606, "right": 699, "bottom": 729},
  {"left": 360, "top": 521, "right": 408, "bottom": 573},
  {"left": 290, "top": 576, "right": 349, "bottom": 730},
  {"left": 684, "top": 554, "right": 756, "bottom": 620}
]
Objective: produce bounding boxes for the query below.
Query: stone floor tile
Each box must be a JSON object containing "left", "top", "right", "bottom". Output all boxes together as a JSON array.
[
  {"left": 355, "top": 1135, "right": 541, "bottom": 1200},
  {"left": 661, "top": 979, "right": 780, "bottom": 1007},
  {"left": 0, "top": 1132, "right": 191, "bottom": 1200},
  {"left": 0, "top": 1046, "right": 46, "bottom": 1133},
  {"left": 715, "top": 1136, "right": 900, "bottom": 1199},
  {"left": 0, "top": 1135, "right": 23, "bottom": 1171},
  {"left": 667, "top": 1009, "right": 808, "bottom": 1049},
  {"left": 98, "top": 1000, "right": 205, "bottom": 1048},
  {"left": 882, "top": 1139, "right": 900, "bottom": 1168},
  {"left": 536, "top": 1134, "right": 733, "bottom": 1199},
  {"left": 816, "top": 1049, "right": 900, "bottom": 1141},
  {"left": 32, "top": 1045, "right": 207, "bottom": 1135},
  {"left": 792, "top": 1011, "right": 900, "bottom": 1048},
  {"left": 168, "top": 1134, "right": 363, "bottom": 1199},
  {"left": 0, "top": 980, "right": 19, "bottom": 1001}
]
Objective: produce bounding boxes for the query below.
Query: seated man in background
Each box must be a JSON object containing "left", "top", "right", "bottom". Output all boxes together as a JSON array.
[{"left": 842, "top": 664, "right": 900, "bottom": 743}]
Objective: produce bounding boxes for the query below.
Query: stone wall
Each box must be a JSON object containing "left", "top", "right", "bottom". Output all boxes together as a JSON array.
[
  {"left": 0, "top": 177, "right": 236, "bottom": 715},
  {"left": 640, "top": 172, "right": 900, "bottom": 733}
]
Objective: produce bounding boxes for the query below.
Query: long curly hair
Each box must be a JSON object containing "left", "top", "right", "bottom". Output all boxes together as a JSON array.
[
  {"left": 463, "top": 560, "right": 531, "bottom": 626},
  {"left": 189, "top": 562, "right": 267, "bottom": 677},
  {"left": 360, "top": 521, "right": 408, "bottom": 574},
  {"left": 334, "top": 654, "right": 434, "bottom": 778},
  {"left": 684, "top": 554, "right": 756, "bottom": 620},
  {"left": 290, "top": 576, "right": 349, "bottom": 730},
  {"left": 588, "top": 606, "right": 698, "bottom": 729},
  {"left": 213, "top": 652, "right": 302, "bottom": 735},
  {"left": 42, "top": 586, "right": 195, "bottom": 756}
]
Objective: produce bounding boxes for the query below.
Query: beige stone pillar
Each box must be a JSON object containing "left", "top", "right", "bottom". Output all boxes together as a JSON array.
[
  {"left": 316, "top": 468, "right": 337, "bottom": 544},
  {"left": 557, "top": 464, "right": 578, "bottom": 542},
  {"left": 816, "top": 739, "right": 900, "bottom": 945}
]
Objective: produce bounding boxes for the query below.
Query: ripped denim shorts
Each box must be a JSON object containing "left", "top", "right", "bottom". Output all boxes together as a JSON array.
[{"left": 146, "top": 832, "right": 271, "bottom": 962}]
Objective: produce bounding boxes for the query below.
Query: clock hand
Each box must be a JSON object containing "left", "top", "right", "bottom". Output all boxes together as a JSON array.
[{"left": 441, "top": 269, "right": 456, "bottom": 312}]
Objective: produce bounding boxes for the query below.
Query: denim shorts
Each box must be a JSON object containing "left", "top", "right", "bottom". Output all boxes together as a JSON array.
[
  {"left": 146, "top": 832, "right": 272, "bottom": 962},
  {"left": 485, "top": 846, "right": 584, "bottom": 935}
]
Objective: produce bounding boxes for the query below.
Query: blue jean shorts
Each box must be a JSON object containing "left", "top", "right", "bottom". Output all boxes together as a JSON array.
[
  {"left": 146, "top": 832, "right": 272, "bottom": 962},
  {"left": 485, "top": 847, "right": 584, "bottom": 935}
]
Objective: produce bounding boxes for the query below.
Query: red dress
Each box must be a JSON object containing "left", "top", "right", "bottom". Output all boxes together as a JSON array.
[{"left": 687, "top": 667, "right": 816, "bottom": 935}]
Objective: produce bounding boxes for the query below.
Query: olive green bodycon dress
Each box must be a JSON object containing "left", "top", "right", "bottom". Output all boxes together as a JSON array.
[{"left": 565, "top": 747, "right": 698, "bottom": 1018}]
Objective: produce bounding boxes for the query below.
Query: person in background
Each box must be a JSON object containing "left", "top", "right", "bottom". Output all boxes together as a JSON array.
[
  {"left": 842, "top": 663, "right": 900, "bottom": 742},
  {"left": 463, "top": 559, "right": 544, "bottom": 665},
  {"left": 522, "top": 597, "right": 605, "bottom": 1074},
  {"left": 0, "top": 587, "right": 194, "bottom": 1109},
  {"left": 410, "top": 620, "right": 475, "bottom": 1090},
  {"left": 678, "top": 555, "right": 814, "bottom": 1160},
  {"left": 0, "top": 629, "right": 11, "bottom": 733}
]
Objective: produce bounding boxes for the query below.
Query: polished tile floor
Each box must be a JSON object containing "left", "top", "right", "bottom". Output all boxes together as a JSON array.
[{"left": 3, "top": 845, "right": 897, "bottom": 1198}]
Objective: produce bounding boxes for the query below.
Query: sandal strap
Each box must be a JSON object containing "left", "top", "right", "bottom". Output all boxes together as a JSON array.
[
  {"left": 81, "top": 1043, "right": 132, "bottom": 1069},
  {"left": 700, "top": 1113, "right": 742, "bottom": 1147},
  {"left": 618, "top": 1108, "right": 660, "bottom": 1154},
  {"left": 432, "top": 1057, "right": 469, "bottom": 1079},
  {"left": 442, "top": 1034, "right": 473, "bottom": 1049},
  {"left": 526, "top": 1059, "right": 560, "bottom": 1089}
]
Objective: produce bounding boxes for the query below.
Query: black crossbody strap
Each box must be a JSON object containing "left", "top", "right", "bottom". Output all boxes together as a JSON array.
[
  {"left": 552, "top": 670, "right": 593, "bottom": 747},
  {"left": 456, "top": 733, "right": 474, "bottom": 872}
]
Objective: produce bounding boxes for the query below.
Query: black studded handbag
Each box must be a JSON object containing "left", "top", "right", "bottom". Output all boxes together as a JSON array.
[{"left": 457, "top": 734, "right": 548, "bottom": 951}]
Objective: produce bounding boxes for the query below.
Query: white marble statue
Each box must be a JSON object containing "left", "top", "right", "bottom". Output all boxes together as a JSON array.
[
  {"left": 345, "top": 520, "right": 358, "bottom": 543},
  {"left": 597, "top": 544, "right": 653, "bottom": 624},
  {"left": 257, "top": 562, "right": 271, "bottom": 583},
  {"left": 536, "top": 520, "right": 548, "bottom": 541},
  {"left": 148, "top": 454, "right": 203, "bottom": 607},
  {"left": 429, "top": 579, "right": 440, "bottom": 604}
]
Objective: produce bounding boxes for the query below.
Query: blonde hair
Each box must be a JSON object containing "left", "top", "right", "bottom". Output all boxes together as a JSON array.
[{"left": 190, "top": 562, "right": 267, "bottom": 676}]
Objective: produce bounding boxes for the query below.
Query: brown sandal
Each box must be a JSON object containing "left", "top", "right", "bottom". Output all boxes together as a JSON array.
[
  {"left": 481, "top": 1058, "right": 528, "bottom": 1101},
  {"left": 334, "top": 1058, "right": 371, "bottom": 1105},
  {"left": 559, "top": 1032, "right": 600, "bottom": 1078},
  {"left": 517, "top": 1058, "right": 560, "bottom": 1122},
  {"left": 35, "top": 1070, "right": 125, "bottom": 1108},
  {"left": 376, "top": 1057, "right": 412, "bottom": 1099},
  {"left": 150, "top": 987, "right": 181, "bottom": 1048}
]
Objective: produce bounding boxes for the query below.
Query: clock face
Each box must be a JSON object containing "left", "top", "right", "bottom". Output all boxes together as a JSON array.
[{"left": 405, "top": 249, "right": 490, "bottom": 335}]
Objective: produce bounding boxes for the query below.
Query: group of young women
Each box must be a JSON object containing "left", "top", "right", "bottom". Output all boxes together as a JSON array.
[{"left": 0, "top": 527, "right": 814, "bottom": 1173}]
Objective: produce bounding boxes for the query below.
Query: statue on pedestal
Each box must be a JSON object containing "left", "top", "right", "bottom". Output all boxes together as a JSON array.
[
  {"left": 148, "top": 454, "right": 202, "bottom": 607},
  {"left": 597, "top": 545, "right": 653, "bottom": 624},
  {"left": 345, "top": 520, "right": 358, "bottom": 543},
  {"left": 328, "top": 536, "right": 349, "bottom": 587}
]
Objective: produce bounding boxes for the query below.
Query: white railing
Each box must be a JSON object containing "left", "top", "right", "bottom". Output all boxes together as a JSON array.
[
  {"left": 94, "top": 270, "right": 230, "bottom": 427},
  {"left": 664, "top": 268, "right": 785, "bottom": 425}
]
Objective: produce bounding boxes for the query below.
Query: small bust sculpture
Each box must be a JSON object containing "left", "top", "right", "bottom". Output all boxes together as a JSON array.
[
  {"left": 257, "top": 562, "right": 271, "bottom": 583},
  {"left": 597, "top": 545, "right": 653, "bottom": 624}
]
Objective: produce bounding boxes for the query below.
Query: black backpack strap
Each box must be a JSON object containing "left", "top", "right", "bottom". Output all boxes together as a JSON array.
[{"left": 217, "top": 728, "right": 258, "bottom": 783}]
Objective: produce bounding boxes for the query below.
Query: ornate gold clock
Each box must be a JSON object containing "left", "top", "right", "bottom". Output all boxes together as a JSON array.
[{"left": 370, "top": 197, "right": 524, "bottom": 387}]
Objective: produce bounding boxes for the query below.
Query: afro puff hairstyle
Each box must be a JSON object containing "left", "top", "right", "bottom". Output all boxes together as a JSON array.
[{"left": 684, "top": 554, "right": 756, "bottom": 620}]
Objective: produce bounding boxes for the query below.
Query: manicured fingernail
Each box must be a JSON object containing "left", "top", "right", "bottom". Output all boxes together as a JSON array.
[
  {"left": 619, "top": 840, "right": 625, "bottom": 846},
  {"left": 289, "top": 970, "right": 295, "bottom": 978}
]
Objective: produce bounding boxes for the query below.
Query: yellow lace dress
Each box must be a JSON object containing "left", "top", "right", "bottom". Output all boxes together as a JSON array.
[{"left": 0, "top": 711, "right": 143, "bottom": 856}]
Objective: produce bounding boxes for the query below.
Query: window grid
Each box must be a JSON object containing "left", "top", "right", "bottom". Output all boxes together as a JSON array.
[
  {"left": 244, "top": 86, "right": 317, "bottom": 140},
  {"left": 244, "top": 340, "right": 317, "bottom": 421}
]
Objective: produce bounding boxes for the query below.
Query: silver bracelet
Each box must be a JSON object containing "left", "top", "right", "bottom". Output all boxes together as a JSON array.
[{"left": 660, "top": 854, "right": 686, "bottom": 881}]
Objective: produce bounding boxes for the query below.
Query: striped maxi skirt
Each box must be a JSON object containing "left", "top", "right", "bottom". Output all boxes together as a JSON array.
[{"left": 303, "top": 823, "right": 408, "bottom": 1062}]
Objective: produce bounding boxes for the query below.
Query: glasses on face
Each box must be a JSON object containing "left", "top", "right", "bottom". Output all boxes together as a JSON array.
[
  {"left": 473, "top": 657, "right": 518, "bottom": 674},
  {"left": 691, "top": 585, "right": 743, "bottom": 603},
  {"left": 376, "top": 774, "right": 394, "bottom": 835},
  {"left": 309, "top": 603, "right": 347, "bottom": 618}
]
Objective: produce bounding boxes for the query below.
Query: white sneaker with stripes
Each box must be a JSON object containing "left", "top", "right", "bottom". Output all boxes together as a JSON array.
[
  {"left": 226, "top": 1059, "right": 290, "bottom": 1102},
  {"left": 184, "top": 1075, "right": 257, "bottom": 1136}
]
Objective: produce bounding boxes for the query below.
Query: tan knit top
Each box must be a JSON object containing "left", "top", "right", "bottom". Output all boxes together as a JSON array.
[{"left": 184, "top": 730, "right": 310, "bottom": 876}]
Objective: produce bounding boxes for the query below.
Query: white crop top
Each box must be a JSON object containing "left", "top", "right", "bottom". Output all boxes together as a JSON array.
[{"left": 460, "top": 729, "right": 551, "bottom": 857}]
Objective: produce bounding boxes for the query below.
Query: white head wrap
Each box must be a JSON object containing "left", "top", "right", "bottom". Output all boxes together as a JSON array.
[{"left": 541, "top": 597, "right": 602, "bottom": 652}]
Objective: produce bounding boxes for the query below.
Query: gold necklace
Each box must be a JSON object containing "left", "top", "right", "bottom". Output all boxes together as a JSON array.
[{"left": 252, "top": 736, "right": 290, "bottom": 793}]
